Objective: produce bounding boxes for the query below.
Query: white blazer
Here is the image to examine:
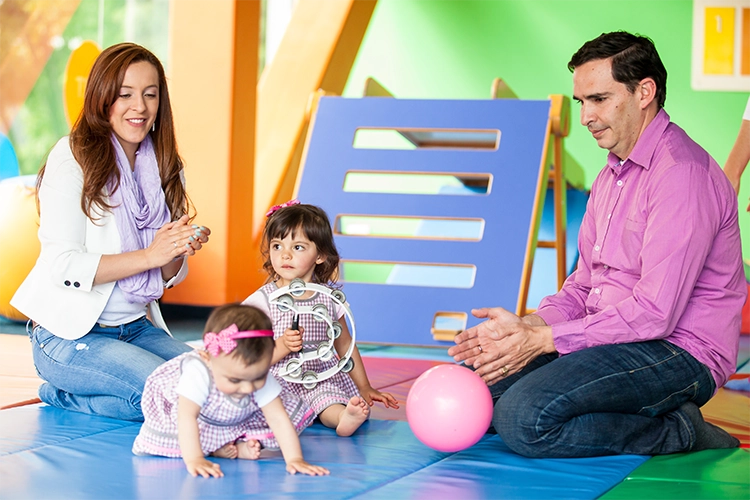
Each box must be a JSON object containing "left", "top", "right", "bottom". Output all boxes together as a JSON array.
[{"left": 11, "top": 137, "right": 187, "bottom": 340}]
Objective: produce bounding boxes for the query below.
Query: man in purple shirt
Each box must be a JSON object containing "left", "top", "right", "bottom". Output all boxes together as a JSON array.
[{"left": 449, "top": 31, "right": 746, "bottom": 457}]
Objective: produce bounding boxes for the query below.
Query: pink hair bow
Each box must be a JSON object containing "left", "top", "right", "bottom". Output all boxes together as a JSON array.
[
  {"left": 266, "top": 199, "right": 300, "bottom": 217},
  {"left": 204, "top": 324, "right": 273, "bottom": 357}
]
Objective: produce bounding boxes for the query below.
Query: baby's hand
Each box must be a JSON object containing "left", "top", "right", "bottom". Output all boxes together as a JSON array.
[
  {"left": 283, "top": 326, "right": 303, "bottom": 352},
  {"left": 184, "top": 457, "right": 224, "bottom": 478},
  {"left": 285, "top": 458, "right": 330, "bottom": 476}
]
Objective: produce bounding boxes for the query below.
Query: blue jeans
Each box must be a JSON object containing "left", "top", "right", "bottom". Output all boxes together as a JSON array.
[
  {"left": 488, "top": 340, "right": 715, "bottom": 457},
  {"left": 29, "top": 317, "right": 192, "bottom": 422}
]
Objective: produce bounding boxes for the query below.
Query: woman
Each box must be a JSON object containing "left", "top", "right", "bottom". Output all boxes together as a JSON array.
[{"left": 11, "top": 43, "right": 210, "bottom": 422}]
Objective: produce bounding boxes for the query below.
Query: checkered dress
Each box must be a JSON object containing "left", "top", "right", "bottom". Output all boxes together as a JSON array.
[
  {"left": 258, "top": 283, "right": 360, "bottom": 416},
  {"left": 132, "top": 351, "right": 314, "bottom": 457}
]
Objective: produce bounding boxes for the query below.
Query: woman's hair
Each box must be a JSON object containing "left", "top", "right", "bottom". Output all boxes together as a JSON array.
[
  {"left": 261, "top": 203, "right": 340, "bottom": 285},
  {"left": 37, "top": 42, "right": 193, "bottom": 221},
  {"left": 203, "top": 303, "right": 274, "bottom": 366}
]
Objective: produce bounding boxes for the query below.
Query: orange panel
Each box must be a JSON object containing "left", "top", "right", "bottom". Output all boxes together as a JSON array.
[
  {"left": 164, "top": 0, "right": 259, "bottom": 305},
  {"left": 0, "top": 0, "right": 81, "bottom": 133}
]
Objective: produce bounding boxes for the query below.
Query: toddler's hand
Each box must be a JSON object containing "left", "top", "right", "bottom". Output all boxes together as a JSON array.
[
  {"left": 184, "top": 457, "right": 224, "bottom": 478},
  {"left": 283, "top": 326, "right": 303, "bottom": 352},
  {"left": 285, "top": 458, "right": 330, "bottom": 476},
  {"left": 362, "top": 387, "right": 400, "bottom": 409}
]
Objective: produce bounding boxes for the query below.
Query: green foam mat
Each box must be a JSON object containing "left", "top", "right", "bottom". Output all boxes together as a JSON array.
[{"left": 601, "top": 449, "right": 750, "bottom": 499}]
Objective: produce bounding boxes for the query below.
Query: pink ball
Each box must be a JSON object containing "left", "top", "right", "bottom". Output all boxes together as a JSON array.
[{"left": 406, "top": 364, "right": 493, "bottom": 452}]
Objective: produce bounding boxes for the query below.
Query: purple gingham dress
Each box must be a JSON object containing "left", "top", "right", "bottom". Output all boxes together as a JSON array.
[
  {"left": 132, "top": 351, "right": 314, "bottom": 457},
  {"left": 250, "top": 283, "right": 360, "bottom": 416}
]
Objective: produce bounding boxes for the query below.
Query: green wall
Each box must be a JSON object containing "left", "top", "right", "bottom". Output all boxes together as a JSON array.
[{"left": 343, "top": 0, "right": 750, "bottom": 262}]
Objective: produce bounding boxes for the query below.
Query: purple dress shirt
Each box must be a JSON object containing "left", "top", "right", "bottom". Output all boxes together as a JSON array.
[{"left": 535, "top": 109, "right": 747, "bottom": 391}]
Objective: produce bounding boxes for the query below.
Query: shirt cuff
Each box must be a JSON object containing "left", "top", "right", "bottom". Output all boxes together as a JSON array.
[
  {"left": 744, "top": 95, "right": 750, "bottom": 121},
  {"left": 550, "top": 318, "right": 588, "bottom": 355},
  {"left": 163, "top": 256, "right": 188, "bottom": 289},
  {"left": 534, "top": 306, "right": 568, "bottom": 327}
]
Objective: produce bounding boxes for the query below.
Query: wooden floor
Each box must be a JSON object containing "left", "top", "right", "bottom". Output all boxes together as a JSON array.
[{"left": 0, "top": 334, "right": 42, "bottom": 409}]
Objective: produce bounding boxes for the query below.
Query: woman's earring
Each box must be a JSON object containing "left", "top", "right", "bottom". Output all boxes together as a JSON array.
[{"left": 152, "top": 121, "right": 156, "bottom": 132}]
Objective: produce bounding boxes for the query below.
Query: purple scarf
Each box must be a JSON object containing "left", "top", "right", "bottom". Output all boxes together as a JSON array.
[{"left": 109, "top": 134, "right": 170, "bottom": 303}]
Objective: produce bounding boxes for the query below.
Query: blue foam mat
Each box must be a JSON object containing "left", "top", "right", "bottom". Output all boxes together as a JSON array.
[{"left": 0, "top": 405, "right": 648, "bottom": 499}]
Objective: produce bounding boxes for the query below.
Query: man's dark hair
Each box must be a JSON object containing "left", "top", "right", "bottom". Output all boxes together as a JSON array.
[{"left": 568, "top": 31, "right": 667, "bottom": 108}]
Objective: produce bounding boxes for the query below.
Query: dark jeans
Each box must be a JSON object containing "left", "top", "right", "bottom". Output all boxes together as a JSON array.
[{"left": 486, "top": 340, "right": 715, "bottom": 457}]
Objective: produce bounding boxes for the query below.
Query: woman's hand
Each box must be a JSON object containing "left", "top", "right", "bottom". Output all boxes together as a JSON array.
[{"left": 147, "top": 215, "right": 211, "bottom": 268}]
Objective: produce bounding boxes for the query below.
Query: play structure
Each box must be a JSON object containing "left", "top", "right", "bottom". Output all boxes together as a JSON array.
[{"left": 295, "top": 89, "right": 579, "bottom": 345}]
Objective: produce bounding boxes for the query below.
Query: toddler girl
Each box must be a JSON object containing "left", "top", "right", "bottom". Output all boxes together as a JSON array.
[
  {"left": 132, "top": 303, "right": 328, "bottom": 478},
  {"left": 243, "top": 201, "right": 398, "bottom": 437}
]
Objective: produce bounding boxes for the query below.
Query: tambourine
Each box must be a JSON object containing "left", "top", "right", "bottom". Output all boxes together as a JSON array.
[{"left": 267, "top": 278, "right": 355, "bottom": 389}]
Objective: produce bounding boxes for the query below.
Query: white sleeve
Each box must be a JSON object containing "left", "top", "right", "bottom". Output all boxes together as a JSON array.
[
  {"left": 335, "top": 300, "right": 348, "bottom": 320},
  {"left": 241, "top": 289, "right": 272, "bottom": 317},
  {"left": 176, "top": 356, "right": 211, "bottom": 406},
  {"left": 743, "top": 95, "right": 750, "bottom": 121},
  {"left": 253, "top": 372, "right": 282, "bottom": 407},
  {"left": 39, "top": 139, "right": 103, "bottom": 293}
]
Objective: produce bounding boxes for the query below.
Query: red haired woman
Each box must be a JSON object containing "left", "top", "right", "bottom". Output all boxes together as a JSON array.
[{"left": 12, "top": 43, "right": 210, "bottom": 421}]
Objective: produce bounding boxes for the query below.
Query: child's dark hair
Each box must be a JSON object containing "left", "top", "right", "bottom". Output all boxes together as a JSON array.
[
  {"left": 261, "top": 203, "right": 340, "bottom": 285},
  {"left": 203, "top": 304, "right": 274, "bottom": 365}
]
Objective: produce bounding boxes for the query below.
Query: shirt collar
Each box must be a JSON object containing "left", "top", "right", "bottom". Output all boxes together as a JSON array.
[{"left": 606, "top": 108, "right": 670, "bottom": 172}]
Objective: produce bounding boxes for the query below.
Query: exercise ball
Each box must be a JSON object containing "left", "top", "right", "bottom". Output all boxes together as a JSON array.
[
  {"left": 406, "top": 364, "right": 493, "bottom": 452},
  {"left": 0, "top": 176, "right": 39, "bottom": 321}
]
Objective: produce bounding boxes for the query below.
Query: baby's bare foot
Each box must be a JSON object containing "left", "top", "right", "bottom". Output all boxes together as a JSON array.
[
  {"left": 211, "top": 442, "right": 238, "bottom": 459},
  {"left": 336, "top": 396, "right": 369, "bottom": 437},
  {"left": 236, "top": 439, "right": 261, "bottom": 460}
]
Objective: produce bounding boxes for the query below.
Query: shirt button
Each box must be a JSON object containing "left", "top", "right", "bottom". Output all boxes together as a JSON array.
[
  {"left": 594, "top": 288, "right": 601, "bottom": 294},
  {"left": 607, "top": 213, "right": 612, "bottom": 219},
  {"left": 594, "top": 245, "right": 600, "bottom": 251},
  {"left": 604, "top": 265, "right": 609, "bottom": 269},
  {"left": 64, "top": 280, "right": 71, "bottom": 286},
  {"left": 617, "top": 180, "right": 623, "bottom": 186}
]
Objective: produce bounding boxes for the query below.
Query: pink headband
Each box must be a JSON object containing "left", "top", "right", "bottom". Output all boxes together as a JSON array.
[
  {"left": 266, "top": 198, "right": 300, "bottom": 217},
  {"left": 204, "top": 324, "right": 273, "bottom": 357}
]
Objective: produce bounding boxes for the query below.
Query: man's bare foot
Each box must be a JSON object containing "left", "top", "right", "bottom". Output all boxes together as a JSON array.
[
  {"left": 236, "top": 440, "right": 262, "bottom": 460},
  {"left": 211, "top": 442, "right": 238, "bottom": 459},
  {"left": 336, "top": 396, "right": 369, "bottom": 437}
]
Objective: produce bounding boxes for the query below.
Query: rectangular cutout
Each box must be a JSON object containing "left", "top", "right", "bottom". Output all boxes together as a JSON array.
[
  {"left": 340, "top": 261, "right": 475, "bottom": 288},
  {"left": 353, "top": 127, "right": 500, "bottom": 150},
  {"left": 336, "top": 215, "right": 484, "bottom": 241},
  {"left": 431, "top": 311, "right": 468, "bottom": 342},
  {"left": 343, "top": 171, "right": 491, "bottom": 196}
]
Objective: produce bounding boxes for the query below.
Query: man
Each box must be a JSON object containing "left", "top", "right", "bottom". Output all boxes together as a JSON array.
[{"left": 449, "top": 31, "right": 745, "bottom": 458}]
